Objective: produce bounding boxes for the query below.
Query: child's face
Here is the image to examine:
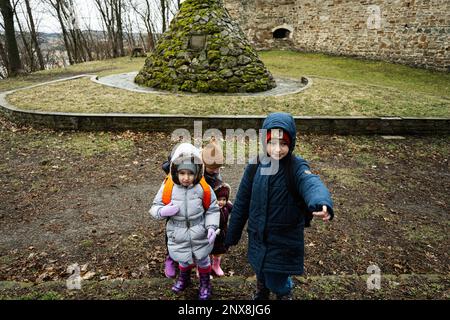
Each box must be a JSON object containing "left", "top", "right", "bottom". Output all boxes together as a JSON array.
[
  {"left": 266, "top": 139, "right": 289, "bottom": 160},
  {"left": 217, "top": 197, "right": 227, "bottom": 209},
  {"left": 178, "top": 169, "right": 195, "bottom": 186}
]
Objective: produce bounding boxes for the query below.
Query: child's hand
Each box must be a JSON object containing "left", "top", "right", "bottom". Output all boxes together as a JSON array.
[
  {"left": 207, "top": 228, "right": 217, "bottom": 244},
  {"left": 312, "top": 205, "right": 331, "bottom": 221},
  {"left": 160, "top": 202, "right": 180, "bottom": 217}
]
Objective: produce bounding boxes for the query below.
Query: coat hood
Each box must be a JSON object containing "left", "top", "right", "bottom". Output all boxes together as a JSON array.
[
  {"left": 262, "top": 112, "right": 297, "bottom": 152},
  {"left": 215, "top": 182, "right": 231, "bottom": 201},
  {"left": 170, "top": 143, "right": 204, "bottom": 185}
]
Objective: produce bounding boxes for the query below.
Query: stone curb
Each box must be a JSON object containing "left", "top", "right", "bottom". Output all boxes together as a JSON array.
[
  {"left": 91, "top": 72, "right": 312, "bottom": 97},
  {"left": 0, "top": 75, "right": 449, "bottom": 134}
]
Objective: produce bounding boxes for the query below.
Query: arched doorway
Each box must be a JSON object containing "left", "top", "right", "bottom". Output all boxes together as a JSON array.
[
  {"left": 272, "top": 25, "right": 294, "bottom": 40},
  {"left": 273, "top": 28, "right": 290, "bottom": 39}
]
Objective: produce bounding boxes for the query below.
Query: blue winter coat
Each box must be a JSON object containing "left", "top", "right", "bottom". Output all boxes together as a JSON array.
[{"left": 224, "top": 112, "right": 334, "bottom": 275}]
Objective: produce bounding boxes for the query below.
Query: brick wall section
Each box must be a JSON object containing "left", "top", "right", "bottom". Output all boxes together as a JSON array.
[{"left": 224, "top": 0, "right": 450, "bottom": 71}]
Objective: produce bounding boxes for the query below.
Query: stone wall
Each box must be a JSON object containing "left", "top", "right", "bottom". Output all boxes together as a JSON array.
[
  {"left": 2, "top": 104, "right": 449, "bottom": 134},
  {"left": 224, "top": 0, "right": 450, "bottom": 71}
]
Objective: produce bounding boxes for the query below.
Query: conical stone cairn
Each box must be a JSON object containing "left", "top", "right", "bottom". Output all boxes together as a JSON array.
[{"left": 135, "top": 0, "right": 276, "bottom": 93}]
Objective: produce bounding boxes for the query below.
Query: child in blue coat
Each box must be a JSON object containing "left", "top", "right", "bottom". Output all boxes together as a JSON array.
[{"left": 224, "top": 112, "right": 334, "bottom": 300}]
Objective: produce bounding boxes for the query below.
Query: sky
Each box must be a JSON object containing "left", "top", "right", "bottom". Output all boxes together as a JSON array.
[
  {"left": 30, "top": 0, "right": 105, "bottom": 33},
  {"left": 18, "top": 0, "right": 175, "bottom": 34}
]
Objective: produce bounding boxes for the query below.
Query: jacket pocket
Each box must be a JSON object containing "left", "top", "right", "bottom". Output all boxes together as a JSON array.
[{"left": 190, "top": 224, "right": 207, "bottom": 242}]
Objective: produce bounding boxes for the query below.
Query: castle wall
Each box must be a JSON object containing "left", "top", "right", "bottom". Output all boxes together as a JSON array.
[{"left": 224, "top": 0, "right": 450, "bottom": 71}]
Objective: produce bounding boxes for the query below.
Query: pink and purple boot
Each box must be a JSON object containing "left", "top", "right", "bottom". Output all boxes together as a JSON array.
[
  {"left": 164, "top": 255, "right": 177, "bottom": 278},
  {"left": 171, "top": 265, "right": 192, "bottom": 293},
  {"left": 198, "top": 266, "right": 212, "bottom": 300}
]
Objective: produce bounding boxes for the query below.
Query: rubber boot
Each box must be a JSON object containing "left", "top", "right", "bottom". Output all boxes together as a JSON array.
[
  {"left": 198, "top": 266, "right": 212, "bottom": 300},
  {"left": 164, "top": 255, "right": 177, "bottom": 278},
  {"left": 211, "top": 255, "right": 224, "bottom": 277},
  {"left": 172, "top": 265, "right": 192, "bottom": 293}
]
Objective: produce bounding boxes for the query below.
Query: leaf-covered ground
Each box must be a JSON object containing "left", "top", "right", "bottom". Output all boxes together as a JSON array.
[{"left": 0, "top": 117, "right": 448, "bottom": 299}]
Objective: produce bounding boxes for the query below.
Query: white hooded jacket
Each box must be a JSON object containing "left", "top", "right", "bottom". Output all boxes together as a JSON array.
[{"left": 150, "top": 143, "right": 220, "bottom": 264}]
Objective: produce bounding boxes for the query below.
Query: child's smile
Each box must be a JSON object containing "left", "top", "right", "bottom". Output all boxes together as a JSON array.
[
  {"left": 266, "top": 139, "right": 289, "bottom": 160},
  {"left": 218, "top": 197, "right": 227, "bottom": 209}
]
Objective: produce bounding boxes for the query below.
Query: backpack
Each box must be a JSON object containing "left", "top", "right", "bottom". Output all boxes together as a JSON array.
[
  {"left": 161, "top": 174, "right": 212, "bottom": 211},
  {"left": 247, "top": 154, "right": 313, "bottom": 227}
]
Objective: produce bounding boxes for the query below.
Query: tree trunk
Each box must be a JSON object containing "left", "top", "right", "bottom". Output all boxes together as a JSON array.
[
  {"left": 147, "top": 30, "right": 154, "bottom": 52},
  {"left": 138, "top": 31, "right": 146, "bottom": 52},
  {"left": 160, "top": 0, "right": 166, "bottom": 32},
  {"left": 0, "top": 0, "right": 22, "bottom": 76},
  {"left": 24, "top": 0, "right": 45, "bottom": 70},
  {"left": 0, "top": 38, "right": 9, "bottom": 77},
  {"left": 52, "top": 0, "right": 74, "bottom": 65},
  {"left": 115, "top": 0, "right": 125, "bottom": 56},
  {"left": 79, "top": 30, "right": 93, "bottom": 61},
  {"left": 95, "top": 0, "right": 117, "bottom": 58},
  {"left": 14, "top": 8, "right": 34, "bottom": 71}
]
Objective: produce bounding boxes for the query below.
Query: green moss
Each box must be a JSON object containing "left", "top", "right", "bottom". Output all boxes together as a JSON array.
[
  {"left": 208, "top": 38, "right": 221, "bottom": 51},
  {"left": 227, "top": 86, "right": 238, "bottom": 93},
  {"left": 134, "top": 74, "right": 145, "bottom": 84},
  {"left": 219, "top": 68, "right": 233, "bottom": 78},
  {"left": 180, "top": 80, "right": 194, "bottom": 91},
  {"left": 40, "top": 291, "right": 62, "bottom": 300},
  {"left": 135, "top": 0, "right": 276, "bottom": 93},
  {"left": 207, "top": 50, "right": 221, "bottom": 61},
  {"left": 80, "top": 239, "right": 94, "bottom": 248},
  {"left": 242, "top": 83, "right": 258, "bottom": 92},
  {"left": 209, "top": 78, "right": 229, "bottom": 91},
  {"left": 228, "top": 76, "right": 241, "bottom": 84},
  {"left": 196, "top": 80, "right": 210, "bottom": 93},
  {"left": 196, "top": 73, "right": 208, "bottom": 81}
]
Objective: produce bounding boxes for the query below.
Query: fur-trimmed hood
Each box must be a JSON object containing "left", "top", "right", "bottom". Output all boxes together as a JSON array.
[
  {"left": 169, "top": 143, "right": 204, "bottom": 185},
  {"left": 215, "top": 183, "right": 231, "bottom": 201}
]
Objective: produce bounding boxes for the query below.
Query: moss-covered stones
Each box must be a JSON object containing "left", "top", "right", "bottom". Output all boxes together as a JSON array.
[{"left": 135, "top": 0, "right": 276, "bottom": 93}]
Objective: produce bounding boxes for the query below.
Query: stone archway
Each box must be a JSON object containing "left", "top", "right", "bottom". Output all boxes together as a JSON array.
[{"left": 272, "top": 24, "right": 294, "bottom": 40}]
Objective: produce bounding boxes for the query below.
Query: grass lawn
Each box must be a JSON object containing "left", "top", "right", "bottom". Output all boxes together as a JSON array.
[{"left": 3, "top": 51, "right": 450, "bottom": 117}]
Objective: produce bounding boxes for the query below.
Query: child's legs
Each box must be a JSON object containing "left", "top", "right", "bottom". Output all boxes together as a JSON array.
[
  {"left": 196, "top": 256, "right": 211, "bottom": 270},
  {"left": 178, "top": 262, "right": 194, "bottom": 269},
  {"left": 259, "top": 272, "right": 293, "bottom": 296},
  {"left": 178, "top": 256, "right": 210, "bottom": 270}
]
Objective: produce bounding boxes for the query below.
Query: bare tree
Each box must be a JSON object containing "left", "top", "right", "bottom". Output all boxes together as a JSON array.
[
  {"left": 123, "top": 9, "right": 135, "bottom": 52},
  {"left": 24, "top": 0, "right": 44, "bottom": 70},
  {"left": 0, "top": 33, "right": 9, "bottom": 78},
  {"left": 159, "top": 0, "right": 167, "bottom": 32},
  {"left": 0, "top": 0, "right": 23, "bottom": 76},
  {"left": 114, "top": 0, "right": 125, "bottom": 56},
  {"left": 46, "top": 0, "right": 74, "bottom": 64},
  {"left": 95, "top": 0, "right": 126, "bottom": 58},
  {"left": 61, "top": 0, "right": 86, "bottom": 62},
  {"left": 14, "top": 2, "right": 34, "bottom": 71},
  {"left": 129, "top": 0, "right": 157, "bottom": 52},
  {"left": 45, "top": 0, "right": 92, "bottom": 64}
]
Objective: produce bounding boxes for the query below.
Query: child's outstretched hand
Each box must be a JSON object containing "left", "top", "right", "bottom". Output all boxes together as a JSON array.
[
  {"left": 160, "top": 202, "right": 180, "bottom": 217},
  {"left": 312, "top": 205, "right": 331, "bottom": 222}
]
